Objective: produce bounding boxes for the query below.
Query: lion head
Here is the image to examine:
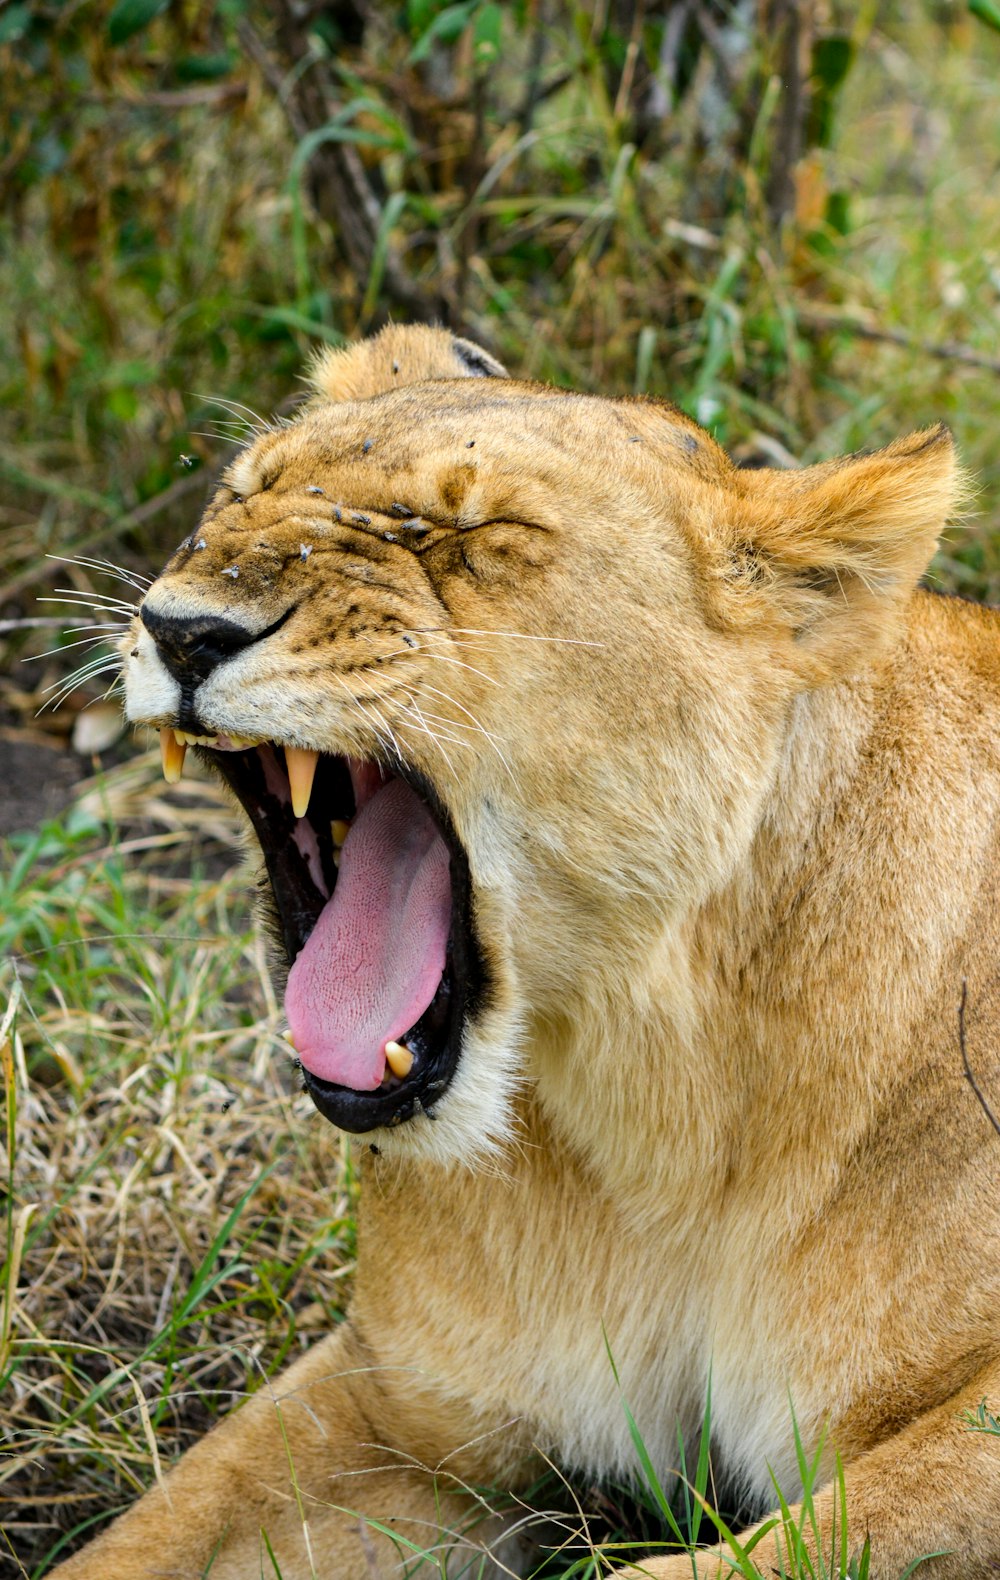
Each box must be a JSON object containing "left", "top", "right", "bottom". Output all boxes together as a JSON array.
[{"left": 125, "top": 327, "right": 960, "bottom": 1164}]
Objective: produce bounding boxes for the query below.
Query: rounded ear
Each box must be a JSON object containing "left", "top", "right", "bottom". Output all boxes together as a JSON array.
[
  {"left": 719, "top": 425, "right": 968, "bottom": 676},
  {"left": 308, "top": 325, "right": 507, "bottom": 404}
]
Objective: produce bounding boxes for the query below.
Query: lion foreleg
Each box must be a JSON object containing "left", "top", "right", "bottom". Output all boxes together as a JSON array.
[{"left": 49, "top": 1321, "right": 528, "bottom": 1580}]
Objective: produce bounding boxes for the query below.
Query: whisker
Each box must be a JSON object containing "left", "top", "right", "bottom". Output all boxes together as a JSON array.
[
  {"left": 97, "top": 673, "right": 125, "bottom": 705},
  {"left": 46, "top": 553, "right": 152, "bottom": 592},
  {"left": 417, "top": 682, "right": 516, "bottom": 783},
  {"left": 332, "top": 675, "right": 400, "bottom": 764},
  {"left": 416, "top": 708, "right": 489, "bottom": 736},
  {"left": 41, "top": 591, "right": 138, "bottom": 617},
  {"left": 36, "top": 658, "right": 122, "bottom": 715},
  {"left": 414, "top": 651, "right": 502, "bottom": 688},
  {"left": 358, "top": 695, "right": 406, "bottom": 767},
  {"left": 40, "top": 652, "right": 122, "bottom": 692},
  {"left": 401, "top": 700, "right": 461, "bottom": 776},
  {"left": 345, "top": 641, "right": 516, "bottom": 781},
  {"left": 23, "top": 632, "right": 125, "bottom": 663},
  {"left": 60, "top": 622, "right": 130, "bottom": 635},
  {"left": 193, "top": 417, "right": 255, "bottom": 436},
  {"left": 423, "top": 626, "right": 605, "bottom": 649},
  {"left": 403, "top": 700, "right": 470, "bottom": 751},
  {"left": 192, "top": 393, "right": 275, "bottom": 434},
  {"left": 40, "top": 599, "right": 136, "bottom": 621}
]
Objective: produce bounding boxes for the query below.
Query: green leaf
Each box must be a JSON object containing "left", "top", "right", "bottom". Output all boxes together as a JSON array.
[
  {"left": 813, "top": 33, "right": 854, "bottom": 92},
  {"left": 473, "top": 1, "right": 503, "bottom": 64},
  {"left": 898, "top": 1553, "right": 953, "bottom": 1578},
  {"left": 970, "top": 0, "right": 1000, "bottom": 29},
  {"left": 408, "top": 0, "right": 480, "bottom": 64},
  {"left": 601, "top": 1325, "right": 688, "bottom": 1550},
  {"left": 690, "top": 1364, "right": 713, "bottom": 1548},
  {"left": 175, "top": 52, "right": 234, "bottom": 82},
  {"left": 0, "top": 4, "right": 30, "bottom": 44},
  {"left": 406, "top": 0, "right": 438, "bottom": 35},
  {"left": 808, "top": 35, "right": 854, "bottom": 148},
  {"left": 361, "top": 191, "right": 409, "bottom": 320},
  {"left": 108, "top": 0, "right": 170, "bottom": 46}
]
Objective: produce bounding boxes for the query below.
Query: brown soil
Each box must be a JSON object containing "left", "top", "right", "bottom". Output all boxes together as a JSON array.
[{"left": 0, "top": 727, "right": 89, "bottom": 838}]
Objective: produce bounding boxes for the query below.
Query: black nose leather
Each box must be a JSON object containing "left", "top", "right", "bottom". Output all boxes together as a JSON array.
[{"left": 140, "top": 604, "right": 262, "bottom": 688}]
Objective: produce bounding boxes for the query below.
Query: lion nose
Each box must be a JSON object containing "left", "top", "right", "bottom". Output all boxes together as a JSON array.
[{"left": 140, "top": 603, "right": 262, "bottom": 688}]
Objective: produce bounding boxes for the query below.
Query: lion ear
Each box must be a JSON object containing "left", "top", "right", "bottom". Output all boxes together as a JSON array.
[
  {"left": 308, "top": 325, "right": 506, "bottom": 404},
  {"left": 727, "top": 424, "right": 966, "bottom": 674}
]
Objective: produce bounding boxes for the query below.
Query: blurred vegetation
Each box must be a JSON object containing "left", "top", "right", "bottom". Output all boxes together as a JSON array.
[
  {"left": 3, "top": 2, "right": 1000, "bottom": 1571},
  {"left": 2, "top": 0, "right": 1000, "bottom": 678}
]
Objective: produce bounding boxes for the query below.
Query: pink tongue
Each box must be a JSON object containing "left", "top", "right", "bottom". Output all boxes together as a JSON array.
[{"left": 285, "top": 779, "right": 451, "bottom": 1090}]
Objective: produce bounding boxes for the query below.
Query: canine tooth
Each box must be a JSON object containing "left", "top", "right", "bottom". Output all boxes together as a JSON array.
[
  {"left": 331, "top": 819, "right": 350, "bottom": 848},
  {"left": 160, "top": 728, "right": 186, "bottom": 783},
  {"left": 384, "top": 1040, "right": 413, "bottom": 1078},
  {"left": 285, "top": 746, "right": 319, "bottom": 817}
]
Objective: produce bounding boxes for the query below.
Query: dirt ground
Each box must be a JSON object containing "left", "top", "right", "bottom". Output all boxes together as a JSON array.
[{"left": 0, "top": 727, "right": 92, "bottom": 838}]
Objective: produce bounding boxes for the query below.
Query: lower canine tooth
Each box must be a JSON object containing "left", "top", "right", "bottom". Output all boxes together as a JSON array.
[
  {"left": 384, "top": 1040, "right": 413, "bottom": 1078},
  {"left": 285, "top": 745, "right": 319, "bottom": 818},
  {"left": 160, "top": 728, "right": 186, "bottom": 783}
]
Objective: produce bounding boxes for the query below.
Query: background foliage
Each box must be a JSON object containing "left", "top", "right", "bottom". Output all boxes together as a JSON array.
[{"left": 2, "top": 1, "right": 1000, "bottom": 1573}]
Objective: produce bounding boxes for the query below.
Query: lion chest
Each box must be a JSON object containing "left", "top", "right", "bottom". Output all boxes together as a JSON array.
[{"left": 356, "top": 1150, "right": 796, "bottom": 1501}]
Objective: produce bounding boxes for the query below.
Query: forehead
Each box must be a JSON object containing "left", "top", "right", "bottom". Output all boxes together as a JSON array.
[{"left": 223, "top": 381, "right": 730, "bottom": 507}]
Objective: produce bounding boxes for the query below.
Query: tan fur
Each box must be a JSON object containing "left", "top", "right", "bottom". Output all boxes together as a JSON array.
[{"left": 53, "top": 327, "right": 1000, "bottom": 1579}]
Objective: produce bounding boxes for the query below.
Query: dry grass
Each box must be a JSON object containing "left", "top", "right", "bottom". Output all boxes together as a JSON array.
[{"left": 1, "top": 754, "right": 357, "bottom": 1572}]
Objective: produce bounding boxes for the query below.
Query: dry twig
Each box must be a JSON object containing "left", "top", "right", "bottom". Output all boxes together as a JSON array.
[{"left": 959, "top": 979, "right": 1000, "bottom": 1138}]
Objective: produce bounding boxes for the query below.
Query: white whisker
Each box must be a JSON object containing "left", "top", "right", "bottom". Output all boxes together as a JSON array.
[
  {"left": 47, "top": 553, "right": 152, "bottom": 592},
  {"left": 416, "top": 708, "right": 489, "bottom": 736},
  {"left": 24, "top": 632, "right": 124, "bottom": 663},
  {"left": 332, "top": 675, "right": 401, "bottom": 764},
  {"left": 41, "top": 591, "right": 138, "bottom": 617},
  {"left": 40, "top": 652, "right": 121, "bottom": 691},
  {"left": 192, "top": 393, "right": 275, "bottom": 436},
  {"left": 417, "top": 682, "right": 516, "bottom": 783},
  {"left": 414, "top": 650, "right": 502, "bottom": 688},
  {"left": 402, "top": 699, "right": 460, "bottom": 776},
  {"left": 61, "top": 622, "right": 130, "bottom": 635},
  {"left": 36, "top": 658, "right": 122, "bottom": 715},
  {"left": 192, "top": 422, "right": 249, "bottom": 439},
  {"left": 358, "top": 696, "right": 405, "bottom": 767},
  {"left": 425, "top": 625, "right": 605, "bottom": 648}
]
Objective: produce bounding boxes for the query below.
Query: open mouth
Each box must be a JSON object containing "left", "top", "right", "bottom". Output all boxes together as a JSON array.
[{"left": 163, "top": 732, "right": 483, "bottom": 1133}]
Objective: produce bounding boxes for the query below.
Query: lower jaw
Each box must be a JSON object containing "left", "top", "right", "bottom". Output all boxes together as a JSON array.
[
  {"left": 298, "top": 1065, "right": 426, "bottom": 1132},
  {"left": 295, "top": 971, "right": 464, "bottom": 1133}
]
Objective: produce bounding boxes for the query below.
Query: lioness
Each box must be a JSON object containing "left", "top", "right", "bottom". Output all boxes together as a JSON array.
[{"left": 54, "top": 326, "right": 1000, "bottom": 1579}]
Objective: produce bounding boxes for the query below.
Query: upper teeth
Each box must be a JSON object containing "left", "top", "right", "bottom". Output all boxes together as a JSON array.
[
  {"left": 159, "top": 728, "right": 186, "bottom": 783},
  {"left": 158, "top": 730, "right": 320, "bottom": 819},
  {"left": 174, "top": 730, "right": 219, "bottom": 746},
  {"left": 173, "top": 730, "right": 262, "bottom": 748},
  {"left": 285, "top": 746, "right": 319, "bottom": 817}
]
